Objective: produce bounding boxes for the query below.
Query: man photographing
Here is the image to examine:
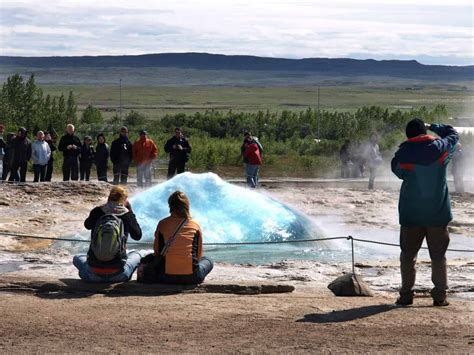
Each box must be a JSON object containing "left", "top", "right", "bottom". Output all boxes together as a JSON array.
[{"left": 391, "top": 119, "right": 458, "bottom": 307}]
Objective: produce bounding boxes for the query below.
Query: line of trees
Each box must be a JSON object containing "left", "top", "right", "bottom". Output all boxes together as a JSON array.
[{"left": 0, "top": 73, "right": 462, "bottom": 177}]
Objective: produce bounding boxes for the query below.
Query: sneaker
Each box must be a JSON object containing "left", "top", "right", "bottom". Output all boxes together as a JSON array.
[
  {"left": 433, "top": 299, "right": 450, "bottom": 307},
  {"left": 395, "top": 296, "right": 413, "bottom": 306}
]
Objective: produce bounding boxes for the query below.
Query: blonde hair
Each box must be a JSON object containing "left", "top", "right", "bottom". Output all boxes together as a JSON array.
[
  {"left": 168, "top": 191, "right": 190, "bottom": 218},
  {"left": 108, "top": 185, "right": 128, "bottom": 205}
]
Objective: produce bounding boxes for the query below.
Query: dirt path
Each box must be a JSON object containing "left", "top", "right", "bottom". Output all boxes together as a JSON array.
[{"left": 0, "top": 290, "right": 472, "bottom": 353}]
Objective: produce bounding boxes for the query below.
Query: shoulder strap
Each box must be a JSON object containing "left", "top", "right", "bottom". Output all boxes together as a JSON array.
[{"left": 160, "top": 218, "right": 187, "bottom": 257}]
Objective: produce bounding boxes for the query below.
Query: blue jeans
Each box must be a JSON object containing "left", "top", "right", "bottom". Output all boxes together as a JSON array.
[
  {"left": 245, "top": 164, "right": 260, "bottom": 188},
  {"left": 73, "top": 251, "right": 142, "bottom": 283},
  {"left": 136, "top": 163, "right": 152, "bottom": 187},
  {"left": 157, "top": 256, "right": 214, "bottom": 285}
]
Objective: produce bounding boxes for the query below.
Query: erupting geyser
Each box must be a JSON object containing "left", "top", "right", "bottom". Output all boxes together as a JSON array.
[{"left": 131, "top": 173, "right": 317, "bottom": 243}]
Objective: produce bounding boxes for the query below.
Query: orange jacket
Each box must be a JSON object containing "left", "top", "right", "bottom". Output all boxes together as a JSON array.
[
  {"left": 132, "top": 137, "right": 158, "bottom": 165},
  {"left": 154, "top": 215, "right": 203, "bottom": 276}
]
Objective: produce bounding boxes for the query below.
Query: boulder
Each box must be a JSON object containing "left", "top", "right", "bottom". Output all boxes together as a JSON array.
[{"left": 327, "top": 273, "right": 374, "bottom": 297}]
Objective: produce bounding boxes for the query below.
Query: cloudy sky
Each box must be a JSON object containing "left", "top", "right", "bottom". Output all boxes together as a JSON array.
[{"left": 0, "top": 0, "right": 472, "bottom": 65}]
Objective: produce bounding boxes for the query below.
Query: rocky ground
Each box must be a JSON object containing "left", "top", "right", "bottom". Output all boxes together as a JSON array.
[{"left": 0, "top": 180, "right": 473, "bottom": 353}]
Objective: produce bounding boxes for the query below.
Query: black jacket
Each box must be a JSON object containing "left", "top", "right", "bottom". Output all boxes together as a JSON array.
[
  {"left": 11, "top": 136, "right": 32, "bottom": 164},
  {"left": 80, "top": 144, "right": 95, "bottom": 164},
  {"left": 110, "top": 136, "right": 133, "bottom": 164},
  {"left": 58, "top": 133, "right": 81, "bottom": 158},
  {"left": 84, "top": 204, "right": 142, "bottom": 268},
  {"left": 46, "top": 140, "right": 56, "bottom": 162},
  {"left": 164, "top": 136, "right": 192, "bottom": 163},
  {"left": 95, "top": 143, "right": 110, "bottom": 166}
]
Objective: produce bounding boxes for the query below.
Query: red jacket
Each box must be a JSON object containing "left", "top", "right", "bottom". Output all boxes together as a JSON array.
[
  {"left": 243, "top": 142, "right": 262, "bottom": 165},
  {"left": 133, "top": 137, "right": 158, "bottom": 165}
]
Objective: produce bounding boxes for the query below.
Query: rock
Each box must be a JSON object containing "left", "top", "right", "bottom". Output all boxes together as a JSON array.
[{"left": 327, "top": 273, "right": 374, "bottom": 297}]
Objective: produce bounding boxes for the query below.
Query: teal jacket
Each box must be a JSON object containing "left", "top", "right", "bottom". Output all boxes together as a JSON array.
[{"left": 391, "top": 124, "right": 459, "bottom": 227}]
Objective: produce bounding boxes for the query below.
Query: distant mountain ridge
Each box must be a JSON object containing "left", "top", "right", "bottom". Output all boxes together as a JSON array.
[{"left": 0, "top": 52, "right": 472, "bottom": 79}]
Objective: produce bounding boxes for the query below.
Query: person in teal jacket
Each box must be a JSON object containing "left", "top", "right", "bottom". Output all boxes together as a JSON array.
[{"left": 391, "top": 119, "right": 458, "bottom": 307}]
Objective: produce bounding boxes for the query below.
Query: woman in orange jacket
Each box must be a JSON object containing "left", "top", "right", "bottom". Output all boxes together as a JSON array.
[{"left": 153, "top": 191, "right": 214, "bottom": 284}]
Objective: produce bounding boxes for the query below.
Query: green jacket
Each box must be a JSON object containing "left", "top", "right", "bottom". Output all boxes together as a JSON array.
[{"left": 391, "top": 124, "right": 459, "bottom": 227}]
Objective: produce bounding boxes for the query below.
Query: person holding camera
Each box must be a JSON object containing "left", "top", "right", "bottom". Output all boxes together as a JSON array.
[
  {"left": 58, "top": 124, "right": 81, "bottom": 181},
  {"left": 391, "top": 119, "right": 458, "bottom": 307},
  {"left": 164, "top": 127, "right": 191, "bottom": 179}
]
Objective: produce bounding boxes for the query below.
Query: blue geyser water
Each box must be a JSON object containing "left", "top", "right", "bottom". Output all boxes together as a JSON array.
[{"left": 131, "top": 172, "right": 318, "bottom": 244}]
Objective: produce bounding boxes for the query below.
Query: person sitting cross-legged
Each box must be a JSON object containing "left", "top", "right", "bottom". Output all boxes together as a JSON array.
[
  {"left": 139, "top": 191, "right": 213, "bottom": 285},
  {"left": 73, "top": 185, "right": 142, "bottom": 283}
]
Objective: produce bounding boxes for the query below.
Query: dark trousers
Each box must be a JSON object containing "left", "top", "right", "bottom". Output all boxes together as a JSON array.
[
  {"left": 33, "top": 164, "right": 46, "bottom": 182},
  {"left": 63, "top": 156, "right": 79, "bottom": 181},
  {"left": 157, "top": 257, "right": 214, "bottom": 285},
  {"left": 167, "top": 159, "right": 186, "bottom": 180},
  {"left": 45, "top": 159, "right": 53, "bottom": 181},
  {"left": 1, "top": 160, "right": 10, "bottom": 182},
  {"left": 113, "top": 161, "right": 130, "bottom": 185},
  {"left": 9, "top": 161, "right": 27, "bottom": 182},
  {"left": 96, "top": 162, "right": 108, "bottom": 182},
  {"left": 368, "top": 166, "right": 377, "bottom": 190},
  {"left": 341, "top": 161, "right": 350, "bottom": 178},
  {"left": 399, "top": 226, "right": 450, "bottom": 302},
  {"left": 80, "top": 161, "right": 92, "bottom": 181}
]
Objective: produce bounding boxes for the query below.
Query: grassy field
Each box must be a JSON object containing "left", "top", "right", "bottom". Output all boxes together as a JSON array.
[
  {"left": 39, "top": 83, "right": 472, "bottom": 119},
  {"left": 1, "top": 65, "right": 472, "bottom": 118}
]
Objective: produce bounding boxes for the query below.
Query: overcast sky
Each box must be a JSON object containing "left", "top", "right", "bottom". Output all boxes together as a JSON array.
[{"left": 0, "top": 0, "right": 472, "bottom": 65}]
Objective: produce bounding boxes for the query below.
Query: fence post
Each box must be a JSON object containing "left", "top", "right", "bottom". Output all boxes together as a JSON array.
[{"left": 347, "top": 235, "right": 355, "bottom": 275}]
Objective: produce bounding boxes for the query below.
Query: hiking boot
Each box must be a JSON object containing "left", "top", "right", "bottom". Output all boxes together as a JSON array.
[
  {"left": 433, "top": 299, "right": 450, "bottom": 307},
  {"left": 395, "top": 296, "right": 413, "bottom": 306}
]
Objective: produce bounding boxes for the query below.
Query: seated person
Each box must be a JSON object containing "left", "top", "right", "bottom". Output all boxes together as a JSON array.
[
  {"left": 73, "top": 185, "right": 142, "bottom": 283},
  {"left": 152, "top": 191, "right": 213, "bottom": 284}
]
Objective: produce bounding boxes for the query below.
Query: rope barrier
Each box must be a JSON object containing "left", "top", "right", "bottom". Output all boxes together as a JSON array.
[{"left": 0, "top": 231, "right": 473, "bottom": 252}]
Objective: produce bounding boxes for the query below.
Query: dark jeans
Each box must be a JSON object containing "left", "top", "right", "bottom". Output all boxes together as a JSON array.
[
  {"left": 1, "top": 160, "right": 12, "bottom": 182},
  {"left": 341, "top": 161, "right": 351, "bottom": 178},
  {"left": 80, "top": 161, "right": 92, "bottom": 181},
  {"left": 45, "top": 159, "right": 53, "bottom": 181},
  {"left": 33, "top": 164, "right": 46, "bottom": 182},
  {"left": 157, "top": 256, "right": 214, "bottom": 285},
  {"left": 96, "top": 162, "right": 108, "bottom": 182},
  {"left": 368, "top": 166, "right": 377, "bottom": 189},
  {"left": 9, "top": 161, "right": 27, "bottom": 182},
  {"left": 167, "top": 159, "right": 186, "bottom": 179},
  {"left": 113, "top": 160, "right": 130, "bottom": 185},
  {"left": 399, "top": 226, "right": 450, "bottom": 302},
  {"left": 63, "top": 156, "right": 79, "bottom": 181}
]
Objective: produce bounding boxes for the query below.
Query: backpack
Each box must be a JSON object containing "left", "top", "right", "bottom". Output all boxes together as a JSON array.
[{"left": 90, "top": 214, "right": 126, "bottom": 262}]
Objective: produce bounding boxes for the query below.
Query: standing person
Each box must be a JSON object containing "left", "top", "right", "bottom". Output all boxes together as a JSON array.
[
  {"left": 366, "top": 133, "right": 383, "bottom": 189},
  {"left": 72, "top": 185, "right": 143, "bottom": 283},
  {"left": 44, "top": 131, "right": 56, "bottom": 182},
  {"left": 31, "top": 131, "right": 51, "bottom": 182},
  {"left": 241, "top": 131, "right": 263, "bottom": 188},
  {"left": 132, "top": 129, "right": 158, "bottom": 187},
  {"left": 164, "top": 127, "right": 192, "bottom": 179},
  {"left": 9, "top": 127, "right": 32, "bottom": 183},
  {"left": 339, "top": 139, "right": 351, "bottom": 178},
  {"left": 79, "top": 136, "right": 95, "bottom": 181},
  {"left": 110, "top": 126, "right": 133, "bottom": 185},
  {"left": 1, "top": 132, "right": 16, "bottom": 182},
  {"left": 391, "top": 119, "right": 458, "bottom": 307},
  {"left": 58, "top": 124, "right": 81, "bottom": 181},
  {"left": 95, "top": 133, "right": 110, "bottom": 182},
  {"left": 452, "top": 143, "right": 465, "bottom": 194}
]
